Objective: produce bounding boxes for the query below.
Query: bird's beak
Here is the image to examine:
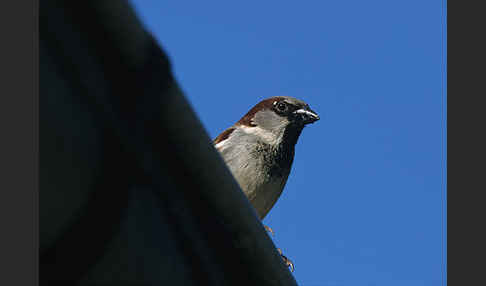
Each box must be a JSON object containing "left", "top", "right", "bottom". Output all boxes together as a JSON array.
[{"left": 293, "top": 108, "right": 320, "bottom": 125}]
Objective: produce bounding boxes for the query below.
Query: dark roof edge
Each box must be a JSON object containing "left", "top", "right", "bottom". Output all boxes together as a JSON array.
[{"left": 42, "top": 1, "right": 299, "bottom": 285}]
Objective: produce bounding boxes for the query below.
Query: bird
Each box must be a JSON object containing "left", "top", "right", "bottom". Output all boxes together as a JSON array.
[{"left": 213, "top": 96, "right": 319, "bottom": 271}]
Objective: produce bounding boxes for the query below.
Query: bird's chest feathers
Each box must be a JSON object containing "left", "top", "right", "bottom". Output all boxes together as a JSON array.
[
  {"left": 216, "top": 125, "right": 297, "bottom": 218},
  {"left": 231, "top": 141, "right": 293, "bottom": 218}
]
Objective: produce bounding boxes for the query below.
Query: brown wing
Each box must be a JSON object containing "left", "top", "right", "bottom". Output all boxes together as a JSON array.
[{"left": 213, "top": 127, "right": 236, "bottom": 145}]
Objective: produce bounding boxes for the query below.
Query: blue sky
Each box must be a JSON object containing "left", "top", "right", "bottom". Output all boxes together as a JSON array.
[{"left": 130, "top": 1, "right": 446, "bottom": 285}]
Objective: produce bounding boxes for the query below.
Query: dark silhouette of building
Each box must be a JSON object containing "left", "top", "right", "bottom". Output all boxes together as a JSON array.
[{"left": 40, "top": 1, "right": 298, "bottom": 285}]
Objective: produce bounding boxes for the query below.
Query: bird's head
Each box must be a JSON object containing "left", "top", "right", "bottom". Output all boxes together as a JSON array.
[{"left": 236, "top": 96, "right": 319, "bottom": 147}]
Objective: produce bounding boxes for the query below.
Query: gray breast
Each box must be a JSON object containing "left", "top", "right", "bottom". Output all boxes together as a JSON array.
[{"left": 216, "top": 129, "right": 292, "bottom": 219}]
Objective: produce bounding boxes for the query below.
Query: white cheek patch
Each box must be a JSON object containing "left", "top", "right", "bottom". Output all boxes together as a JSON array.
[{"left": 240, "top": 125, "right": 283, "bottom": 146}]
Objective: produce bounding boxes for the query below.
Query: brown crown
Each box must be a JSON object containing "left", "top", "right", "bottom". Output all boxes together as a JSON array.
[{"left": 236, "top": 97, "right": 286, "bottom": 127}]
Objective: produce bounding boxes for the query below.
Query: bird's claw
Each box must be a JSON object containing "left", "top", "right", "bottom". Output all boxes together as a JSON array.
[
  {"left": 264, "top": 228, "right": 293, "bottom": 272},
  {"left": 277, "top": 248, "right": 294, "bottom": 272},
  {"left": 264, "top": 225, "right": 274, "bottom": 236}
]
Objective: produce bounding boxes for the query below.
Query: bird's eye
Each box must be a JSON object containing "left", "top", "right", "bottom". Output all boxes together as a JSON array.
[{"left": 276, "top": 102, "right": 287, "bottom": 112}]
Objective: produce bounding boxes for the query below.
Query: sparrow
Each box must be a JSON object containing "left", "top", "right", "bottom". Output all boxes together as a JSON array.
[{"left": 213, "top": 96, "right": 319, "bottom": 271}]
